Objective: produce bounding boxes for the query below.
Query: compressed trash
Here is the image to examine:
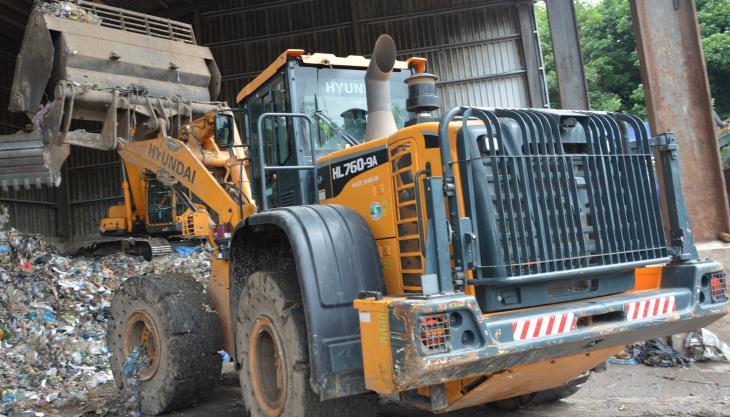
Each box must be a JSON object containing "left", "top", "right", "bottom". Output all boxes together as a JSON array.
[
  {"left": 35, "top": 1, "right": 102, "bottom": 25},
  {"left": 0, "top": 224, "right": 211, "bottom": 415},
  {"left": 121, "top": 346, "right": 150, "bottom": 416},
  {"left": 610, "top": 339, "right": 693, "bottom": 368},
  {"left": 639, "top": 339, "right": 692, "bottom": 367}
]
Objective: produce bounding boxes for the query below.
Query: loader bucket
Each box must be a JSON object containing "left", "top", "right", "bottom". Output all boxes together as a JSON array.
[{"left": 0, "top": 1, "right": 222, "bottom": 190}]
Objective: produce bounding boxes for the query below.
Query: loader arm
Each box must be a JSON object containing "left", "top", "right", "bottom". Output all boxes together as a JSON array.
[{"left": 116, "top": 137, "right": 254, "bottom": 229}]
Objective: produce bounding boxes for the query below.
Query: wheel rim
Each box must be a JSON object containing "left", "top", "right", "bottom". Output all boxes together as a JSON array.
[
  {"left": 248, "top": 317, "right": 286, "bottom": 416},
  {"left": 123, "top": 310, "right": 161, "bottom": 381}
]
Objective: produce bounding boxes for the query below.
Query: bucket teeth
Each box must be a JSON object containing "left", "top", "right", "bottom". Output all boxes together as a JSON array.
[{"left": 0, "top": 129, "right": 52, "bottom": 191}]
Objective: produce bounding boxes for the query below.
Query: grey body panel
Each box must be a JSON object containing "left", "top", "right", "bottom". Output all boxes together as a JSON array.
[{"left": 386, "top": 259, "right": 727, "bottom": 391}]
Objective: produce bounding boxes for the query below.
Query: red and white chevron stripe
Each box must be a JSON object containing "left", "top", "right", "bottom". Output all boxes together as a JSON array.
[
  {"left": 624, "top": 295, "right": 676, "bottom": 321},
  {"left": 512, "top": 312, "right": 576, "bottom": 341}
]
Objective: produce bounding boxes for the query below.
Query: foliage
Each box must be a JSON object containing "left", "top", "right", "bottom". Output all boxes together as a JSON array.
[
  {"left": 698, "top": 0, "right": 730, "bottom": 119},
  {"left": 535, "top": 0, "right": 730, "bottom": 119}
]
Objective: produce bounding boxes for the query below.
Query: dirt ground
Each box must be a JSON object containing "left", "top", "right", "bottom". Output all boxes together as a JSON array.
[{"left": 51, "top": 315, "right": 730, "bottom": 417}]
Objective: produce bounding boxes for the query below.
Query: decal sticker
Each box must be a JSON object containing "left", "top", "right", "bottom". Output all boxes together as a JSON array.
[
  {"left": 333, "top": 155, "right": 379, "bottom": 180},
  {"left": 350, "top": 175, "right": 380, "bottom": 189},
  {"left": 359, "top": 312, "right": 371, "bottom": 323},
  {"left": 369, "top": 202, "right": 383, "bottom": 221},
  {"left": 165, "top": 138, "right": 180, "bottom": 152},
  {"left": 330, "top": 148, "right": 388, "bottom": 197},
  {"left": 148, "top": 142, "right": 198, "bottom": 184},
  {"left": 512, "top": 312, "right": 576, "bottom": 341}
]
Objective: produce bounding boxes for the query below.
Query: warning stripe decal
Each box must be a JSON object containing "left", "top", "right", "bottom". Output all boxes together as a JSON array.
[
  {"left": 624, "top": 295, "right": 676, "bottom": 321},
  {"left": 512, "top": 312, "right": 576, "bottom": 341}
]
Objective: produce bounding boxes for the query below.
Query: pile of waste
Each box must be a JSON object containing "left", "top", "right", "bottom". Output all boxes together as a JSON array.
[
  {"left": 610, "top": 330, "right": 730, "bottom": 368},
  {"left": 35, "top": 1, "right": 103, "bottom": 25},
  {"left": 0, "top": 228, "right": 210, "bottom": 415}
]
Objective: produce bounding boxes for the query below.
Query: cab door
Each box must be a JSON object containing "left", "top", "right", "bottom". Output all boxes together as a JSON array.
[{"left": 246, "top": 75, "right": 311, "bottom": 208}]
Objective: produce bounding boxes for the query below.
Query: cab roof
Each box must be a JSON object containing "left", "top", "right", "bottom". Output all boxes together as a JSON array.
[{"left": 236, "top": 49, "right": 427, "bottom": 104}]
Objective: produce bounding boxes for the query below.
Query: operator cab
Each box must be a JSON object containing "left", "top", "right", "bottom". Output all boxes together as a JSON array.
[{"left": 235, "top": 50, "right": 422, "bottom": 209}]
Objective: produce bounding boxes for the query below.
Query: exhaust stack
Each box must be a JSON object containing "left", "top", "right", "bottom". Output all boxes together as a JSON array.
[{"left": 364, "top": 35, "right": 398, "bottom": 141}]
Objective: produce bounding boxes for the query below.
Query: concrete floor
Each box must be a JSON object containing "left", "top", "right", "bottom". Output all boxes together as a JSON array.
[
  {"left": 159, "top": 362, "right": 730, "bottom": 417},
  {"left": 169, "top": 317, "right": 730, "bottom": 416},
  {"left": 53, "top": 315, "right": 730, "bottom": 417}
]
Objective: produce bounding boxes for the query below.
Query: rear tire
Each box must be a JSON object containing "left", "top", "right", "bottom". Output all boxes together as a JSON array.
[
  {"left": 236, "top": 271, "right": 377, "bottom": 417},
  {"left": 494, "top": 372, "right": 590, "bottom": 410},
  {"left": 107, "top": 274, "right": 223, "bottom": 415}
]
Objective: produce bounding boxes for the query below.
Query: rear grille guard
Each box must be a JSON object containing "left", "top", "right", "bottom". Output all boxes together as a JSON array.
[
  {"left": 468, "top": 109, "right": 667, "bottom": 277},
  {"left": 426, "top": 107, "right": 670, "bottom": 295}
]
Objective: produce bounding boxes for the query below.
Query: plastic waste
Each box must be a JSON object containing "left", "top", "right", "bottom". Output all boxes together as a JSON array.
[
  {"left": 175, "top": 245, "right": 203, "bottom": 257},
  {"left": 0, "top": 222, "right": 210, "bottom": 415},
  {"left": 610, "top": 339, "right": 693, "bottom": 368},
  {"left": 121, "top": 346, "right": 150, "bottom": 416},
  {"left": 685, "top": 328, "right": 730, "bottom": 362}
]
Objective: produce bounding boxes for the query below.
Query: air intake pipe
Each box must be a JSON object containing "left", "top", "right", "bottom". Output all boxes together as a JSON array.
[{"left": 364, "top": 34, "right": 398, "bottom": 141}]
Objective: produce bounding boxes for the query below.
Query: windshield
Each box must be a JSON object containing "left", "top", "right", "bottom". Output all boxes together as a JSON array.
[{"left": 292, "top": 66, "right": 411, "bottom": 153}]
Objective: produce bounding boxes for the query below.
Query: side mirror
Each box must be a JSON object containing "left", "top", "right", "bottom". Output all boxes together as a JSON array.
[{"left": 214, "top": 112, "right": 235, "bottom": 147}]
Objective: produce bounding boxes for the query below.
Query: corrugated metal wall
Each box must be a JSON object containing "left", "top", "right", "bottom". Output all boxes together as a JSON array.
[
  {"left": 201, "top": 0, "right": 546, "bottom": 109},
  {"left": 1, "top": 0, "right": 544, "bottom": 241},
  {"left": 65, "top": 148, "right": 124, "bottom": 240},
  {"left": 0, "top": 49, "right": 59, "bottom": 237}
]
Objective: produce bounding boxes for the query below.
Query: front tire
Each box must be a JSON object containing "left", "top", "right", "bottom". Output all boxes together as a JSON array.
[
  {"left": 107, "top": 274, "right": 223, "bottom": 415},
  {"left": 236, "top": 271, "right": 377, "bottom": 417}
]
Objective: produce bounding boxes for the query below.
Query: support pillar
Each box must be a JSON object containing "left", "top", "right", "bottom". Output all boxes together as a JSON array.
[
  {"left": 545, "top": 0, "right": 589, "bottom": 110},
  {"left": 630, "top": 0, "right": 730, "bottom": 243}
]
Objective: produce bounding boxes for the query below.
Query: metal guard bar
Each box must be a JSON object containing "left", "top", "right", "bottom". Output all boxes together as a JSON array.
[{"left": 437, "top": 106, "right": 669, "bottom": 284}]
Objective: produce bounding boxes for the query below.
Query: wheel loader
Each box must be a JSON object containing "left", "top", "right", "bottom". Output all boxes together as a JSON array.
[{"left": 2, "top": 2, "right": 727, "bottom": 416}]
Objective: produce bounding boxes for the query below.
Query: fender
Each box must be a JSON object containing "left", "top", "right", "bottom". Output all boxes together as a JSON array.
[{"left": 229, "top": 204, "right": 384, "bottom": 400}]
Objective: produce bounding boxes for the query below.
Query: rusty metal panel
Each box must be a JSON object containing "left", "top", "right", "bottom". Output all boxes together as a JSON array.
[
  {"left": 630, "top": 0, "right": 730, "bottom": 241},
  {"left": 545, "top": 0, "right": 589, "bottom": 110}
]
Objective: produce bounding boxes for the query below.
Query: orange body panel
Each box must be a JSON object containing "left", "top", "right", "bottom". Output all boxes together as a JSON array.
[
  {"left": 633, "top": 265, "right": 664, "bottom": 291},
  {"left": 437, "top": 346, "right": 622, "bottom": 412}
]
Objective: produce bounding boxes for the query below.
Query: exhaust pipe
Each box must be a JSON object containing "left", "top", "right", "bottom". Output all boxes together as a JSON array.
[{"left": 364, "top": 34, "right": 398, "bottom": 141}]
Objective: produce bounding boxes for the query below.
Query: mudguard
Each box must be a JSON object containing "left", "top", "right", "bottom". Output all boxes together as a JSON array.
[{"left": 230, "top": 204, "right": 384, "bottom": 400}]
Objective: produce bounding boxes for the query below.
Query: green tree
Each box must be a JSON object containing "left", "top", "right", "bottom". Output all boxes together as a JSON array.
[
  {"left": 698, "top": 0, "right": 730, "bottom": 119},
  {"left": 536, "top": 0, "right": 730, "bottom": 119}
]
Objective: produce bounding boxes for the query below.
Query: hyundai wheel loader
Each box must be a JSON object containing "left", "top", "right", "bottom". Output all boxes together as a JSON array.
[{"left": 2, "top": 2, "right": 727, "bottom": 416}]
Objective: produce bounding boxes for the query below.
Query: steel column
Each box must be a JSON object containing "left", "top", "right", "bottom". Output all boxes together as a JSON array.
[
  {"left": 517, "top": 4, "right": 547, "bottom": 108},
  {"left": 630, "top": 0, "right": 730, "bottom": 242},
  {"left": 545, "top": 0, "right": 589, "bottom": 110}
]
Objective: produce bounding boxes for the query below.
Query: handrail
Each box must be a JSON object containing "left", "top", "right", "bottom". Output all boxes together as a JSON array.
[{"left": 255, "top": 112, "right": 318, "bottom": 210}]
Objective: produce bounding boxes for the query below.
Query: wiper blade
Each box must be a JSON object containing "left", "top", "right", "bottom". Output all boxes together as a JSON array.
[{"left": 314, "top": 110, "right": 359, "bottom": 146}]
